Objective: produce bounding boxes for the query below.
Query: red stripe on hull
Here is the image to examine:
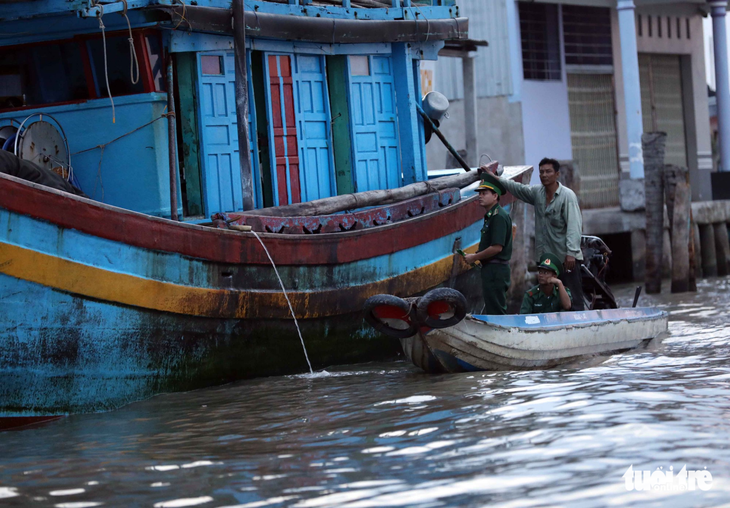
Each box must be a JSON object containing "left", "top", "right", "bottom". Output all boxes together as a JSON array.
[{"left": 0, "top": 173, "right": 520, "bottom": 266}]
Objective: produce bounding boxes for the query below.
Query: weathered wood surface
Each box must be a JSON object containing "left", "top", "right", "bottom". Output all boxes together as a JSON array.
[
  {"left": 643, "top": 132, "right": 666, "bottom": 294},
  {"left": 692, "top": 221, "right": 702, "bottom": 279},
  {"left": 167, "top": 56, "right": 179, "bottom": 221},
  {"left": 699, "top": 223, "right": 718, "bottom": 277},
  {"left": 247, "top": 161, "right": 498, "bottom": 217},
  {"left": 631, "top": 229, "right": 646, "bottom": 283},
  {"left": 662, "top": 229, "right": 672, "bottom": 280},
  {"left": 507, "top": 198, "right": 528, "bottom": 313},
  {"left": 664, "top": 165, "right": 694, "bottom": 293},
  {"left": 233, "top": 0, "right": 254, "bottom": 211},
  {"left": 714, "top": 222, "right": 730, "bottom": 277},
  {"left": 670, "top": 182, "right": 691, "bottom": 293}
]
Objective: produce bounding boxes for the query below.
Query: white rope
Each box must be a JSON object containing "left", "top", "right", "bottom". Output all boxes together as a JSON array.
[
  {"left": 250, "top": 231, "right": 314, "bottom": 375},
  {"left": 121, "top": 0, "right": 140, "bottom": 85},
  {"left": 97, "top": 8, "right": 116, "bottom": 123}
]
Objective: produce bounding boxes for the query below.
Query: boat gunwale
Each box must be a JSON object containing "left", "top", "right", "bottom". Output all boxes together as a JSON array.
[
  {"left": 0, "top": 171, "right": 494, "bottom": 265},
  {"left": 466, "top": 309, "right": 669, "bottom": 333}
]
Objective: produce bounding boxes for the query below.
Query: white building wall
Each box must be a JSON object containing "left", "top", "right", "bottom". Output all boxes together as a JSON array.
[
  {"left": 434, "top": 0, "right": 514, "bottom": 99},
  {"left": 521, "top": 80, "right": 574, "bottom": 179},
  {"left": 519, "top": 3, "right": 573, "bottom": 183}
]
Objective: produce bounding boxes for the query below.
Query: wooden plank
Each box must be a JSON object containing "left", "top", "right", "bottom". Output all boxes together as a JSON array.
[
  {"left": 326, "top": 55, "right": 355, "bottom": 195},
  {"left": 392, "top": 43, "right": 425, "bottom": 184},
  {"left": 251, "top": 51, "right": 274, "bottom": 208},
  {"left": 175, "top": 52, "right": 204, "bottom": 217},
  {"left": 233, "top": 0, "right": 255, "bottom": 211}
]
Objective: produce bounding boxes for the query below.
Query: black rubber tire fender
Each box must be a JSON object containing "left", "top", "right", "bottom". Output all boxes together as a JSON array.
[
  {"left": 416, "top": 288, "right": 467, "bottom": 329},
  {"left": 363, "top": 294, "right": 418, "bottom": 338}
]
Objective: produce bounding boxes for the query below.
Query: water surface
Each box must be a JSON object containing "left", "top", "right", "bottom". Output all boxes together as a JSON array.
[{"left": 1, "top": 279, "right": 729, "bottom": 507}]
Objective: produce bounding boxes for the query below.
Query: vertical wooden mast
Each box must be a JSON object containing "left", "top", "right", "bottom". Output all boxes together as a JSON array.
[{"left": 233, "top": 0, "right": 254, "bottom": 210}]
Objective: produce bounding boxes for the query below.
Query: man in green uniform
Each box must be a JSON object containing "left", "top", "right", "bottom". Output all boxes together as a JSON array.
[
  {"left": 464, "top": 174, "right": 512, "bottom": 315},
  {"left": 483, "top": 158, "right": 585, "bottom": 310},
  {"left": 520, "top": 252, "right": 572, "bottom": 314}
]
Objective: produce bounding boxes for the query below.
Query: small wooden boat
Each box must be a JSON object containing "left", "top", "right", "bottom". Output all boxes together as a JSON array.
[
  {"left": 401, "top": 308, "right": 668, "bottom": 373},
  {"left": 364, "top": 290, "right": 668, "bottom": 373}
]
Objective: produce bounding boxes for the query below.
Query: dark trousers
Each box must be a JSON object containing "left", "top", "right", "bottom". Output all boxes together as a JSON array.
[
  {"left": 480, "top": 264, "right": 511, "bottom": 315},
  {"left": 559, "top": 261, "right": 585, "bottom": 311}
]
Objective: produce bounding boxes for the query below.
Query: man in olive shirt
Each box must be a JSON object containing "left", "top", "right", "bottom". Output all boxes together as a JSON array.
[
  {"left": 520, "top": 253, "right": 572, "bottom": 314},
  {"left": 464, "top": 174, "right": 513, "bottom": 315},
  {"left": 484, "top": 158, "right": 585, "bottom": 310}
]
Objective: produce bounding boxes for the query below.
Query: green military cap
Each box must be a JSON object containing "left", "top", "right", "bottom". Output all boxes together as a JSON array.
[
  {"left": 476, "top": 172, "right": 506, "bottom": 196},
  {"left": 537, "top": 252, "right": 562, "bottom": 276}
]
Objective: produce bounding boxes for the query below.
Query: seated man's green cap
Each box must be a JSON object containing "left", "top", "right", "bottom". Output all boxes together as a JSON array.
[
  {"left": 537, "top": 252, "right": 562, "bottom": 276},
  {"left": 476, "top": 172, "right": 506, "bottom": 196}
]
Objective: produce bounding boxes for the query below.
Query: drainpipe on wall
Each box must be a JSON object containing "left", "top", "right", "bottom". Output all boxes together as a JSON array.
[
  {"left": 617, "top": 0, "right": 645, "bottom": 179},
  {"left": 711, "top": 0, "right": 730, "bottom": 172}
]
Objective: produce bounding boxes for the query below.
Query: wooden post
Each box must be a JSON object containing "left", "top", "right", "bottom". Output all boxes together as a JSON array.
[
  {"left": 692, "top": 221, "right": 703, "bottom": 279},
  {"left": 643, "top": 132, "right": 666, "bottom": 293},
  {"left": 699, "top": 223, "right": 718, "bottom": 277},
  {"left": 670, "top": 181, "right": 691, "bottom": 292},
  {"left": 688, "top": 211, "right": 698, "bottom": 291},
  {"left": 166, "top": 55, "right": 179, "bottom": 221},
  {"left": 631, "top": 229, "right": 646, "bottom": 282},
  {"left": 233, "top": 0, "right": 254, "bottom": 211},
  {"left": 507, "top": 199, "right": 528, "bottom": 311},
  {"left": 662, "top": 228, "right": 672, "bottom": 280},
  {"left": 664, "top": 165, "right": 693, "bottom": 292},
  {"left": 714, "top": 222, "right": 730, "bottom": 276}
]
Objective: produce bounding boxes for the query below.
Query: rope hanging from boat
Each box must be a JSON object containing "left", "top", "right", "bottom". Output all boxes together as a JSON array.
[
  {"left": 120, "top": 0, "right": 140, "bottom": 85},
  {"left": 96, "top": 4, "right": 116, "bottom": 124}
]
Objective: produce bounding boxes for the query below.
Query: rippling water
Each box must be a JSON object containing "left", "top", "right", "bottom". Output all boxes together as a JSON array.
[{"left": 2, "top": 279, "right": 730, "bottom": 507}]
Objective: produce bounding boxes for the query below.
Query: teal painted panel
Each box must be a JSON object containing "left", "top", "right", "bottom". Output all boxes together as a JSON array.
[
  {"left": 0, "top": 94, "right": 174, "bottom": 217},
  {"left": 325, "top": 55, "right": 355, "bottom": 195}
]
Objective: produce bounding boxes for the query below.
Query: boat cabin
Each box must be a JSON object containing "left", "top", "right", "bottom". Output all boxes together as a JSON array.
[{"left": 0, "top": 0, "right": 466, "bottom": 220}]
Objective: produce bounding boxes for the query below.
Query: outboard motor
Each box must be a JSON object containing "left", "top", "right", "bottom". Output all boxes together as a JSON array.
[{"left": 580, "top": 235, "right": 617, "bottom": 310}]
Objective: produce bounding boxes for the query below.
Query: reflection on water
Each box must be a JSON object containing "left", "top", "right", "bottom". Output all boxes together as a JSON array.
[{"left": 1, "top": 279, "right": 730, "bottom": 507}]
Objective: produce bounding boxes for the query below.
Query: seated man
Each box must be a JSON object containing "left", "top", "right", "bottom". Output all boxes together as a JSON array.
[{"left": 520, "top": 252, "right": 573, "bottom": 314}]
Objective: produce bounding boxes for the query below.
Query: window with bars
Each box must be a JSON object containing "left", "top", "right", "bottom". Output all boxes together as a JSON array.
[
  {"left": 562, "top": 5, "right": 613, "bottom": 67},
  {"left": 519, "top": 2, "right": 561, "bottom": 81}
]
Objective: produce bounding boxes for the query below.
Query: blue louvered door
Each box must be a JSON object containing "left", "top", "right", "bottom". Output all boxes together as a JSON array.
[
  {"left": 348, "top": 55, "right": 400, "bottom": 192},
  {"left": 292, "top": 54, "right": 336, "bottom": 201},
  {"left": 196, "top": 50, "right": 260, "bottom": 215}
]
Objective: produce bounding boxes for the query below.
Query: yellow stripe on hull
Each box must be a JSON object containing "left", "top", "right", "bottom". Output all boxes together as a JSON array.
[{"left": 0, "top": 242, "right": 479, "bottom": 319}]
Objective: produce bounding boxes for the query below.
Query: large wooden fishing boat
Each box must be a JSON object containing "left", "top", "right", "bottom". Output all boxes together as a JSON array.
[
  {"left": 0, "top": 0, "right": 494, "bottom": 424},
  {"left": 0, "top": 163, "right": 529, "bottom": 423}
]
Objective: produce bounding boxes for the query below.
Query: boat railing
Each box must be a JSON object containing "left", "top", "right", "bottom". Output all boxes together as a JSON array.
[
  {"left": 213, "top": 187, "right": 462, "bottom": 234},
  {"left": 262, "top": 0, "right": 455, "bottom": 7}
]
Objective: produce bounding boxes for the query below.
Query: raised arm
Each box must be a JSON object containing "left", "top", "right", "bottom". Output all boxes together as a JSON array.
[
  {"left": 497, "top": 177, "right": 537, "bottom": 205},
  {"left": 549, "top": 277, "right": 573, "bottom": 311},
  {"left": 478, "top": 165, "right": 537, "bottom": 205}
]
